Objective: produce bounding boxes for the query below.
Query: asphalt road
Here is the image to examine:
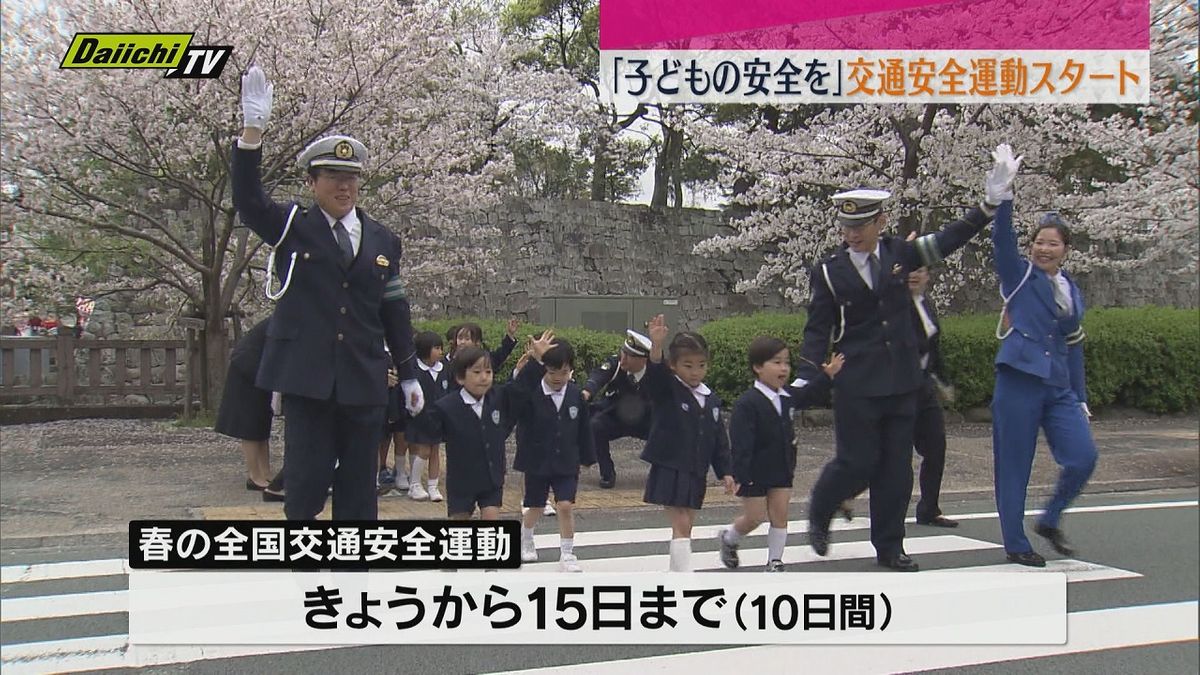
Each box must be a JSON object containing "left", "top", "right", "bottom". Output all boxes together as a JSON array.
[{"left": 2, "top": 488, "right": 1196, "bottom": 674}]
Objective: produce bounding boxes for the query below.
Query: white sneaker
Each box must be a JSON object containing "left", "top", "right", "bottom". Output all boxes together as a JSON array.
[
  {"left": 409, "top": 482, "right": 429, "bottom": 501},
  {"left": 521, "top": 539, "right": 538, "bottom": 563},
  {"left": 543, "top": 501, "right": 556, "bottom": 516},
  {"left": 427, "top": 485, "right": 443, "bottom": 502},
  {"left": 558, "top": 553, "right": 581, "bottom": 572},
  {"left": 395, "top": 472, "right": 411, "bottom": 491}
]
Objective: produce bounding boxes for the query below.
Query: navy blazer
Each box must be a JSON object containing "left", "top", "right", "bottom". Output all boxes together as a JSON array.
[
  {"left": 729, "top": 377, "right": 831, "bottom": 487},
  {"left": 798, "top": 206, "right": 993, "bottom": 398},
  {"left": 229, "top": 320, "right": 269, "bottom": 379},
  {"left": 992, "top": 201, "right": 1087, "bottom": 401},
  {"left": 638, "top": 361, "right": 732, "bottom": 479},
  {"left": 231, "top": 144, "right": 417, "bottom": 405},
  {"left": 443, "top": 335, "right": 519, "bottom": 395},
  {"left": 426, "top": 374, "right": 533, "bottom": 495},
  {"left": 512, "top": 360, "right": 597, "bottom": 475},
  {"left": 415, "top": 362, "right": 453, "bottom": 404}
]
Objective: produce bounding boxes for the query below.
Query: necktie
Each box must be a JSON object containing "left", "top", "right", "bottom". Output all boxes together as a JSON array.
[
  {"left": 333, "top": 220, "right": 354, "bottom": 265},
  {"left": 867, "top": 253, "right": 880, "bottom": 290},
  {"left": 1052, "top": 279, "right": 1071, "bottom": 316}
]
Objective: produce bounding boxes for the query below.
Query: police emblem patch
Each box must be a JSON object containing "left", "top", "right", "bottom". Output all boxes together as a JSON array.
[
  {"left": 491, "top": 410, "right": 500, "bottom": 425},
  {"left": 680, "top": 402, "right": 689, "bottom": 412},
  {"left": 568, "top": 405, "right": 578, "bottom": 419},
  {"left": 334, "top": 141, "right": 354, "bottom": 159}
]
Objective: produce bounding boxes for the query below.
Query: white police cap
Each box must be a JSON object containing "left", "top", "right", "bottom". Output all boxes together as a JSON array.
[
  {"left": 297, "top": 135, "right": 367, "bottom": 172},
  {"left": 621, "top": 330, "right": 652, "bottom": 358},
  {"left": 832, "top": 189, "right": 891, "bottom": 226}
]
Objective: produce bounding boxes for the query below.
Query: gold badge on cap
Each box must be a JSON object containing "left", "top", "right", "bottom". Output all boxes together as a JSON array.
[
  {"left": 841, "top": 201, "right": 857, "bottom": 214},
  {"left": 375, "top": 255, "right": 389, "bottom": 267},
  {"left": 334, "top": 141, "right": 354, "bottom": 160}
]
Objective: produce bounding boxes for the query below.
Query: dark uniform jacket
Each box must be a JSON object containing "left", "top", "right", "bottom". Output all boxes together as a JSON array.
[
  {"left": 512, "top": 360, "right": 597, "bottom": 476},
  {"left": 638, "top": 361, "right": 732, "bottom": 479},
  {"left": 798, "top": 207, "right": 992, "bottom": 397},
  {"left": 729, "top": 377, "right": 831, "bottom": 487},
  {"left": 427, "top": 365, "right": 538, "bottom": 495},
  {"left": 229, "top": 320, "right": 269, "bottom": 379},
  {"left": 582, "top": 355, "right": 652, "bottom": 427},
  {"left": 231, "top": 144, "right": 416, "bottom": 405}
]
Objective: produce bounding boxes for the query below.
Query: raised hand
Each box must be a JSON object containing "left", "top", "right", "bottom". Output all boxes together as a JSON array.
[
  {"left": 240, "top": 65, "right": 273, "bottom": 130},
  {"left": 528, "top": 329, "right": 557, "bottom": 360},
  {"left": 822, "top": 352, "right": 845, "bottom": 378},
  {"left": 506, "top": 318, "right": 519, "bottom": 340},
  {"left": 985, "top": 143, "right": 1023, "bottom": 205}
]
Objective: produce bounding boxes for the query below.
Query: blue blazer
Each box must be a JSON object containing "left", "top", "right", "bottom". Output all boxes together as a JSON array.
[
  {"left": 992, "top": 201, "right": 1087, "bottom": 402},
  {"left": 638, "top": 361, "right": 732, "bottom": 479}
]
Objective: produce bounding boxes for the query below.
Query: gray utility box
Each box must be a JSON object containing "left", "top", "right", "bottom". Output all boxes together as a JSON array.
[{"left": 537, "top": 296, "right": 681, "bottom": 333}]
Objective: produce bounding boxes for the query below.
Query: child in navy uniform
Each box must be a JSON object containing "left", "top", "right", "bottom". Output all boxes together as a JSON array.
[
  {"left": 442, "top": 320, "right": 520, "bottom": 395},
  {"left": 426, "top": 332, "right": 556, "bottom": 520},
  {"left": 718, "top": 337, "right": 844, "bottom": 571},
  {"left": 406, "top": 331, "right": 451, "bottom": 501},
  {"left": 378, "top": 357, "right": 407, "bottom": 495},
  {"left": 641, "top": 314, "right": 735, "bottom": 572},
  {"left": 514, "top": 338, "right": 596, "bottom": 572}
]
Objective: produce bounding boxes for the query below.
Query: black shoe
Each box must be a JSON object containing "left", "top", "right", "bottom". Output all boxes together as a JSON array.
[
  {"left": 877, "top": 553, "right": 919, "bottom": 572},
  {"left": 245, "top": 479, "right": 267, "bottom": 491},
  {"left": 809, "top": 522, "right": 830, "bottom": 556},
  {"left": 1034, "top": 524, "right": 1076, "bottom": 556},
  {"left": 1006, "top": 551, "right": 1046, "bottom": 567},
  {"left": 262, "top": 489, "right": 285, "bottom": 502},
  {"left": 599, "top": 477, "right": 615, "bottom": 489},
  {"left": 916, "top": 515, "right": 959, "bottom": 528}
]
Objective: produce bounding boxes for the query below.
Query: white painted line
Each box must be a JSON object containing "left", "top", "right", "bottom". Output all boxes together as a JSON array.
[
  {"left": 534, "top": 515, "right": 869, "bottom": 549},
  {"left": 486, "top": 601, "right": 1200, "bottom": 674},
  {"left": 522, "top": 534, "right": 1000, "bottom": 573},
  {"left": 946, "top": 558, "right": 1142, "bottom": 583},
  {"left": 0, "top": 590, "right": 127, "bottom": 622},
  {"left": 0, "top": 559, "right": 128, "bottom": 584},
  {"left": 0, "top": 638, "right": 344, "bottom": 675}
]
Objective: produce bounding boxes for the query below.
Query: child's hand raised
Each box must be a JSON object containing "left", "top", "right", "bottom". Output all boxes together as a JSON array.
[
  {"left": 506, "top": 318, "right": 519, "bottom": 340},
  {"left": 528, "top": 329, "right": 557, "bottom": 360},
  {"left": 647, "top": 314, "right": 669, "bottom": 345},
  {"left": 823, "top": 353, "right": 845, "bottom": 378}
]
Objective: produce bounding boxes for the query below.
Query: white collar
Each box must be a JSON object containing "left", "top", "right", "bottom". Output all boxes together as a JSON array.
[
  {"left": 848, "top": 242, "right": 882, "bottom": 264},
  {"left": 675, "top": 376, "right": 711, "bottom": 397},
  {"left": 459, "top": 388, "right": 483, "bottom": 407},
  {"left": 753, "top": 380, "right": 791, "bottom": 400},
  {"left": 627, "top": 365, "right": 646, "bottom": 382},
  {"left": 541, "top": 379, "right": 566, "bottom": 398},
  {"left": 319, "top": 207, "right": 360, "bottom": 231},
  {"left": 418, "top": 359, "right": 443, "bottom": 374}
]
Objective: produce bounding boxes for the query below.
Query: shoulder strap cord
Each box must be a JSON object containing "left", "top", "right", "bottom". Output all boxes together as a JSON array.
[
  {"left": 265, "top": 205, "right": 300, "bottom": 301},
  {"left": 821, "top": 262, "right": 846, "bottom": 344},
  {"left": 995, "top": 261, "right": 1034, "bottom": 340}
]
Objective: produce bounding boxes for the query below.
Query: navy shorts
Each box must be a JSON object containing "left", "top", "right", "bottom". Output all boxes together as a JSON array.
[
  {"left": 447, "top": 486, "right": 503, "bottom": 516},
  {"left": 523, "top": 473, "right": 579, "bottom": 507}
]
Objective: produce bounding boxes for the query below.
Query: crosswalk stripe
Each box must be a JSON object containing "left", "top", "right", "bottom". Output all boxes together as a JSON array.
[
  {"left": 485, "top": 601, "right": 1200, "bottom": 674},
  {"left": 522, "top": 534, "right": 1000, "bottom": 573},
  {"left": 1, "top": 590, "right": 126, "bottom": 622},
  {"left": 4, "top": 500, "right": 1192, "bottom": 584}
]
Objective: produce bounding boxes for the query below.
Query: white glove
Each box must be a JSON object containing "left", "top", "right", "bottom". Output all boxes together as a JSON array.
[
  {"left": 401, "top": 379, "right": 424, "bottom": 416},
  {"left": 241, "top": 65, "right": 273, "bottom": 130},
  {"left": 1080, "top": 402, "right": 1092, "bottom": 420},
  {"left": 984, "top": 143, "right": 1022, "bottom": 205}
]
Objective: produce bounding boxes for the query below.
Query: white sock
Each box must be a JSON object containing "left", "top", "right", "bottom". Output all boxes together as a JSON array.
[
  {"left": 521, "top": 526, "right": 535, "bottom": 544},
  {"left": 410, "top": 457, "right": 427, "bottom": 483},
  {"left": 428, "top": 477, "right": 439, "bottom": 489},
  {"left": 723, "top": 525, "right": 743, "bottom": 545},
  {"left": 668, "top": 538, "right": 692, "bottom": 572},
  {"left": 560, "top": 538, "right": 574, "bottom": 556},
  {"left": 767, "top": 526, "right": 787, "bottom": 562}
]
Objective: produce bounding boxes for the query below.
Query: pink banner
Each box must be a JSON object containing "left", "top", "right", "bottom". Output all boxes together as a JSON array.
[{"left": 599, "top": 0, "right": 1150, "bottom": 50}]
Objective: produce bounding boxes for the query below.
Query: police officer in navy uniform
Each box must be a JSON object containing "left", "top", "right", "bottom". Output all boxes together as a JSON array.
[
  {"left": 231, "top": 66, "right": 424, "bottom": 521},
  {"left": 581, "top": 330, "right": 653, "bottom": 488},
  {"left": 798, "top": 148, "right": 1017, "bottom": 571}
]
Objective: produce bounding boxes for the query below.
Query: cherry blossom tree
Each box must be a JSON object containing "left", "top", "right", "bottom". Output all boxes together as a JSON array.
[{"left": 1, "top": 0, "right": 588, "bottom": 407}]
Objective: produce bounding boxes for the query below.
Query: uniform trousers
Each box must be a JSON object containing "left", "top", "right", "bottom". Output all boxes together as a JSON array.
[{"left": 283, "top": 393, "right": 384, "bottom": 520}]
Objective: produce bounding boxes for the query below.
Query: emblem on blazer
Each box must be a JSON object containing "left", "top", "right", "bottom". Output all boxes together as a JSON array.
[
  {"left": 568, "top": 405, "right": 578, "bottom": 419},
  {"left": 712, "top": 407, "right": 720, "bottom": 422},
  {"left": 334, "top": 141, "right": 354, "bottom": 159},
  {"left": 680, "top": 402, "right": 689, "bottom": 412},
  {"left": 375, "top": 255, "right": 389, "bottom": 267},
  {"left": 491, "top": 410, "right": 500, "bottom": 424},
  {"left": 892, "top": 263, "right": 902, "bottom": 276},
  {"left": 441, "top": 380, "right": 449, "bottom": 390}
]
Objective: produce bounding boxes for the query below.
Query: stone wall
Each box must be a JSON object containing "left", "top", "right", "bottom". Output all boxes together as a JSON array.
[{"left": 409, "top": 198, "right": 1197, "bottom": 324}]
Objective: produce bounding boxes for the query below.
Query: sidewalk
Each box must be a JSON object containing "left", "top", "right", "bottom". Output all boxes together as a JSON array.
[{"left": 1, "top": 414, "right": 1197, "bottom": 540}]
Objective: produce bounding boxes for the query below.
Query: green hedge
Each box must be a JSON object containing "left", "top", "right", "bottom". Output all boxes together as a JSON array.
[{"left": 420, "top": 308, "right": 1199, "bottom": 413}]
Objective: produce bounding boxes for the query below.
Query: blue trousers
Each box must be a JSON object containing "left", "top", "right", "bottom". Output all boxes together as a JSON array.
[{"left": 991, "top": 366, "right": 1097, "bottom": 554}]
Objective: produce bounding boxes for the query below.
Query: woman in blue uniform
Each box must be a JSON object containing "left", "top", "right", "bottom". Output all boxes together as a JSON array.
[{"left": 990, "top": 146, "right": 1097, "bottom": 567}]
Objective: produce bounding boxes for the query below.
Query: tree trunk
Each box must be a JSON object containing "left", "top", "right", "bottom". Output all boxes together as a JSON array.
[
  {"left": 201, "top": 277, "right": 230, "bottom": 414},
  {"left": 589, "top": 134, "right": 610, "bottom": 201},
  {"left": 651, "top": 125, "right": 684, "bottom": 209}
]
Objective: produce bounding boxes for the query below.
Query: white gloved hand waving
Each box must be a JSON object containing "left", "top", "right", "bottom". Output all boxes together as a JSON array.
[
  {"left": 241, "top": 65, "right": 273, "bottom": 130},
  {"left": 985, "top": 143, "right": 1022, "bottom": 205},
  {"left": 401, "top": 379, "right": 424, "bottom": 416}
]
